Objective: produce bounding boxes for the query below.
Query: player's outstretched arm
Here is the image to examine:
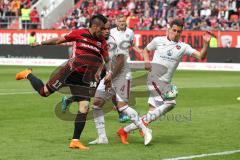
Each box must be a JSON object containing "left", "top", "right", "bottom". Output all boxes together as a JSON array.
[
  {"left": 31, "top": 37, "right": 68, "bottom": 47},
  {"left": 132, "top": 45, "right": 143, "bottom": 54},
  {"left": 142, "top": 47, "right": 152, "bottom": 71},
  {"left": 192, "top": 32, "right": 212, "bottom": 60}
]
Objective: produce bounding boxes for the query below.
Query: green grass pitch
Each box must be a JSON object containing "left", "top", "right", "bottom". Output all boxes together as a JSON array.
[{"left": 0, "top": 66, "right": 240, "bottom": 160}]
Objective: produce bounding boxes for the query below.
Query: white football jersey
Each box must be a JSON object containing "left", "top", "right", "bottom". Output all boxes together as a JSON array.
[
  {"left": 110, "top": 27, "right": 135, "bottom": 75},
  {"left": 107, "top": 35, "right": 117, "bottom": 59},
  {"left": 147, "top": 36, "right": 196, "bottom": 82}
]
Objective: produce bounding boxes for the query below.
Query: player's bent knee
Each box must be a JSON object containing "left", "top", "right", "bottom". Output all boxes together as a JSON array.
[
  {"left": 39, "top": 86, "right": 51, "bottom": 97},
  {"left": 78, "top": 101, "right": 90, "bottom": 113},
  {"left": 93, "top": 97, "right": 105, "bottom": 107}
]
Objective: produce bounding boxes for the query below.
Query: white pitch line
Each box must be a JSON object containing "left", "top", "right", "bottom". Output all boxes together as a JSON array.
[
  {"left": 0, "top": 92, "right": 36, "bottom": 95},
  {"left": 162, "top": 149, "right": 240, "bottom": 160}
]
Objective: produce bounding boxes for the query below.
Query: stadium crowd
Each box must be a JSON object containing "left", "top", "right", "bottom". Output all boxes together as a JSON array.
[
  {"left": 60, "top": 0, "right": 240, "bottom": 31},
  {"left": 0, "top": 0, "right": 39, "bottom": 28},
  {"left": 1, "top": 0, "right": 240, "bottom": 30}
]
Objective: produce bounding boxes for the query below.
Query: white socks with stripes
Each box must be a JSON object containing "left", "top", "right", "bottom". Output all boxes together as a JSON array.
[
  {"left": 93, "top": 105, "right": 107, "bottom": 138},
  {"left": 124, "top": 102, "right": 176, "bottom": 133},
  {"left": 118, "top": 105, "right": 148, "bottom": 134}
]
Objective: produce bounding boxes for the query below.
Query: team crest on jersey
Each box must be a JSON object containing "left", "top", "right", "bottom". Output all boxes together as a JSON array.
[
  {"left": 167, "top": 50, "right": 173, "bottom": 56},
  {"left": 126, "top": 34, "right": 130, "bottom": 38},
  {"left": 176, "top": 45, "right": 181, "bottom": 50},
  {"left": 97, "top": 42, "right": 102, "bottom": 47}
]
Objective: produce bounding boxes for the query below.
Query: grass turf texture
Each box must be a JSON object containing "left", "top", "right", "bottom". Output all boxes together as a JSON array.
[{"left": 0, "top": 66, "right": 240, "bottom": 160}]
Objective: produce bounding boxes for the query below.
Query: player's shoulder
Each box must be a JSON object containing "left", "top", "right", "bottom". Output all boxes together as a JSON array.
[
  {"left": 151, "top": 36, "right": 166, "bottom": 42},
  {"left": 126, "top": 27, "right": 134, "bottom": 34},
  {"left": 178, "top": 41, "right": 192, "bottom": 48},
  {"left": 110, "top": 27, "right": 117, "bottom": 33}
]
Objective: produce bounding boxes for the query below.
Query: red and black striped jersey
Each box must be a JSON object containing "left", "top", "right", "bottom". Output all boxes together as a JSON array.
[{"left": 64, "top": 28, "right": 108, "bottom": 62}]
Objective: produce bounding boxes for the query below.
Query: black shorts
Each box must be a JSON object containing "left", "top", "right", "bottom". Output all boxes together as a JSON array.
[{"left": 46, "top": 58, "right": 99, "bottom": 100}]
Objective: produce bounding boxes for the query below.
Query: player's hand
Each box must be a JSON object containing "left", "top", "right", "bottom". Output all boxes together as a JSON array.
[
  {"left": 104, "top": 72, "right": 112, "bottom": 91},
  {"left": 30, "top": 42, "right": 41, "bottom": 47},
  {"left": 203, "top": 31, "right": 213, "bottom": 44},
  {"left": 144, "top": 62, "right": 152, "bottom": 72},
  {"left": 94, "top": 72, "right": 101, "bottom": 82}
]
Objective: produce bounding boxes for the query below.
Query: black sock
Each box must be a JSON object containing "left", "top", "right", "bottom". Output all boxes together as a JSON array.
[
  {"left": 66, "top": 96, "right": 80, "bottom": 106},
  {"left": 72, "top": 112, "right": 87, "bottom": 139},
  {"left": 27, "top": 73, "right": 46, "bottom": 96},
  {"left": 117, "top": 108, "right": 121, "bottom": 116}
]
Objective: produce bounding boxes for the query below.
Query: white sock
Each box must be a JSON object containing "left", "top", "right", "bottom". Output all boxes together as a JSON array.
[
  {"left": 143, "top": 101, "right": 175, "bottom": 123},
  {"left": 124, "top": 123, "right": 138, "bottom": 133},
  {"left": 123, "top": 101, "right": 176, "bottom": 133},
  {"left": 119, "top": 105, "right": 147, "bottom": 134},
  {"left": 93, "top": 105, "right": 107, "bottom": 138}
]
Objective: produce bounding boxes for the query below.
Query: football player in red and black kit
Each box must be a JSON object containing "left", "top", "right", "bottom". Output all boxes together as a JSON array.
[{"left": 15, "top": 14, "right": 109, "bottom": 150}]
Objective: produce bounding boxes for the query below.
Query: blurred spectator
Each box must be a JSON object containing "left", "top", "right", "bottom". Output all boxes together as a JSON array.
[
  {"left": 60, "top": 0, "right": 236, "bottom": 31},
  {"left": 21, "top": 4, "right": 30, "bottom": 29},
  {"left": 0, "top": 0, "right": 39, "bottom": 28},
  {"left": 30, "top": 7, "right": 40, "bottom": 29},
  {"left": 200, "top": 6, "right": 211, "bottom": 18},
  {"left": 126, "top": 10, "right": 139, "bottom": 29},
  {"left": 1, "top": 0, "right": 236, "bottom": 31},
  {"left": 10, "top": 0, "right": 20, "bottom": 16},
  {"left": 40, "top": 6, "right": 48, "bottom": 18},
  {"left": 28, "top": 31, "right": 36, "bottom": 44},
  {"left": 209, "top": 36, "right": 218, "bottom": 48}
]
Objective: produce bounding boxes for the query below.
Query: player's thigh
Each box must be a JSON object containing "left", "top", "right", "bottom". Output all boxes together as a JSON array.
[
  {"left": 94, "top": 79, "right": 115, "bottom": 102},
  {"left": 147, "top": 77, "right": 172, "bottom": 99},
  {"left": 148, "top": 95, "right": 164, "bottom": 109},
  {"left": 46, "top": 62, "right": 72, "bottom": 93},
  {"left": 93, "top": 97, "right": 106, "bottom": 108},
  {"left": 114, "top": 77, "right": 131, "bottom": 103}
]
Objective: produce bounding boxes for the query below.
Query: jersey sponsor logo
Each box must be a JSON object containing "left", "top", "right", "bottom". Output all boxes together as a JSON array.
[
  {"left": 176, "top": 45, "right": 181, "bottom": 50},
  {"left": 81, "top": 43, "right": 100, "bottom": 52},
  {"left": 97, "top": 42, "right": 102, "bottom": 47},
  {"left": 107, "top": 40, "right": 131, "bottom": 52},
  {"left": 167, "top": 50, "right": 173, "bottom": 56},
  {"left": 160, "top": 55, "right": 177, "bottom": 62}
]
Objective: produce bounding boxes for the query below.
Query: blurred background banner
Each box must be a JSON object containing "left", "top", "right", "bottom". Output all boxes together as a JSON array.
[
  {"left": 0, "top": 45, "right": 69, "bottom": 59},
  {"left": 0, "top": 30, "right": 240, "bottom": 48},
  {"left": 0, "top": 44, "right": 240, "bottom": 71}
]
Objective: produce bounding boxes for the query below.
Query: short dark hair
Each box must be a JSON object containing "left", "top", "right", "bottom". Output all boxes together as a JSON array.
[
  {"left": 89, "top": 14, "right": 107, "bottom": 27},
  {"left": 117, "top": 14, "right": 126, "bottom": 19},
  {"left": 170, "top": 19, "right": 184, "bottom": 28},
  {"left": 30, "top": 31, "right": 36, "bottom": 36}
]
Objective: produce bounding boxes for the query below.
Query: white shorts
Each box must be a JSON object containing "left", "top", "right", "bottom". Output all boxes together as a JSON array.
[
  {"left": 94, "top": 73, "right": 131, "bottom": 102},
  {"left": 147, "top": 73, "right": 173, "bottom": 108}
]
